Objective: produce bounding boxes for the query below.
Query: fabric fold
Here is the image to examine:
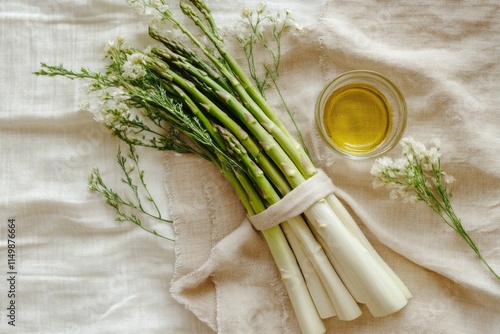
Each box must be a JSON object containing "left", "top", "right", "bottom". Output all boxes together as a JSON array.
[{"left": 164, "top": 152, "right": 301, "bottom": 333}]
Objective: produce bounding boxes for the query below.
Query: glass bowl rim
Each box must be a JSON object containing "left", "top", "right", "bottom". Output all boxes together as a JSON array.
[{"left": 315, "top": 70, "right": 407, "bottom": 160}]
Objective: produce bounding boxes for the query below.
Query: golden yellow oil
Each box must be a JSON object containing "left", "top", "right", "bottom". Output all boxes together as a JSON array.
[{"left": 322, "top": 83, "right": 393, "bottom": 154}]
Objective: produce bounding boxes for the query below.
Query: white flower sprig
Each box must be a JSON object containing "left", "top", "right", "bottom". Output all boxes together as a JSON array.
[{"left": 371, "top": 136, "right": 499, "bottom": 280}]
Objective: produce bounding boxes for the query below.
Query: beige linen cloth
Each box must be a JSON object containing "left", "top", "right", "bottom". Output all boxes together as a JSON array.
[{"left": 164, "top": 1, "right": 500, "bottom": 333}]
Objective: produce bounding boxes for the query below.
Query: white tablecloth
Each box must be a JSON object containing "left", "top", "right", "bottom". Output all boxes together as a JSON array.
[{"left": 1, "top": 1, "right": 499, "bottom": 333}]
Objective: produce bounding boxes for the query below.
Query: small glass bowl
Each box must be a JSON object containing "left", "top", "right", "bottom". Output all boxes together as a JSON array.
[{"left": 315, "top": 70, "right": 407, "bottom": 160}]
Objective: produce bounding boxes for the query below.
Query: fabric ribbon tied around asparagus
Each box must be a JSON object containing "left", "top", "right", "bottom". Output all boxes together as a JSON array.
[{"left": 248, "top": 169, "right": 335, "bottom": 231}]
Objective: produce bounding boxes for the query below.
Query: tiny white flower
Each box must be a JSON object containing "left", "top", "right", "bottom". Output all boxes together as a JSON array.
[
  {"left": 256, "top": 2, "right": 267, "bottom": 14},
  {"left": 396, "top": 185, "right": 412, "bottom": 202},
  {"left": 430, "top": 137, "right": 441, "bottom": 149},
  {"left": 401, "top": 136, "right": 416, "bottom": 152},
  {"left": 370, "top": 159, "right": 386, "bottom": 177},
  {"left": 127, "top": 0, "right": 144, "bottom": 10},
  {"left": 122, "top": 58, "right": 147, "bottom": 79},
  {"left": 128, "top": 52, "right": 148, "bottom": 65},
  {"left": 386, "top": 180, "right": 399, "bottom": 191},
  {"left": 389, "top": 189, "right": 399, "bottom": 200},
  {"left": 421, "top": 162, "right": 433, "bottom": 172},
  {"left": 379, "top": 156, "right": 394, "bottom": 168},
  {"left": 393, "top": 157, "right": 408, "bottom": 171},
  {"left": 92, "top": 108, "right": 108, "bottom": 123},
  {"left": 83, "top": 83, "right": 93, "bottom": 94},
  {"left": 78, "top": 102, "right": 91, "bottom": 113},
  {"left": 105, "top": 40, "right": 116, "bottom": 54},
  {"left": 372, "top": 178, "right": 386, "bottom": 189},
  {"left": 442, "top": 172, "right": 455, "bottom": 184},
  {"left": 116, "top": 103, "right": 130, "bottom": 116},
  {"left": 241, "top": 8, "right": 252, "bottom": 18},
  {"left": 387, "top": 168, "right": 398, "bottom": 179},
  {"left": 427, "top": 146, "right": 441, "bottom": 167},
  {"left": 110, "top": 87, "right": 130, "bottom": 103},
  {"left": 293, "top": 23, "right": 303, "bottom": 32},
  {"left": 150, "top": 0, "right": 169, "bottom": 11},
  {"left": 413, "top": 141, "right": 427, "bottom": 161},
  {"left": 408, "top": 195, "right": 419, "bottom": 204},
  {"left": 157, "top": 4, "right": 170, "bottom": 13}
]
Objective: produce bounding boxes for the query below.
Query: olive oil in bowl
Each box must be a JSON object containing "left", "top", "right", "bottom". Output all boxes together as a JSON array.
[
  {"left": 316, "top": 70, "right": 407, "bottom": 160},
  {"left": 323, "top": 83, "right": 393, "bottom": 155}
]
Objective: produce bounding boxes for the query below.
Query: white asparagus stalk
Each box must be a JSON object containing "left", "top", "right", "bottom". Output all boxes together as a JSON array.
[
  {"left": 284, "top": 216, "right": 362, "bottom": 321},
  {"left": 326, "top": 194, "right": 413, "bottom": 300},
  {"left": 262, "top": 225, "right": 326, "bottom": 334},
  {"left": 308, "top": 218, "right": 367, "bottom": 304},
  {"left": 281, "top": 222, "right": 337, "bottom": 319},
  {"left": 305, "top": 199, "right": 409, "bottom": 317}
]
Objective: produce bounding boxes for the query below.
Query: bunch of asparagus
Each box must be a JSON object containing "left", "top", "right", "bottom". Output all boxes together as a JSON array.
[{"left": 35, "top": 1, "right": 411, "bottom": 333}]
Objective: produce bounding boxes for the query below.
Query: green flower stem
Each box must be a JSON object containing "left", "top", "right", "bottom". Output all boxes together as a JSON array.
[
  {"left": 443, "top": 205, "right": 500, "bottom": 280},
  {"left": 238, "top": 8, "right": 309, "bottom": 155},
  {"left": 409, "top": 162, "right": 499, "bottom": 279},
  {"left": 373, "top": 137, "right": 500, "bottom": 281},
  {"left": 88, "top": 150, "right": 174, "bottom": 241}
]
